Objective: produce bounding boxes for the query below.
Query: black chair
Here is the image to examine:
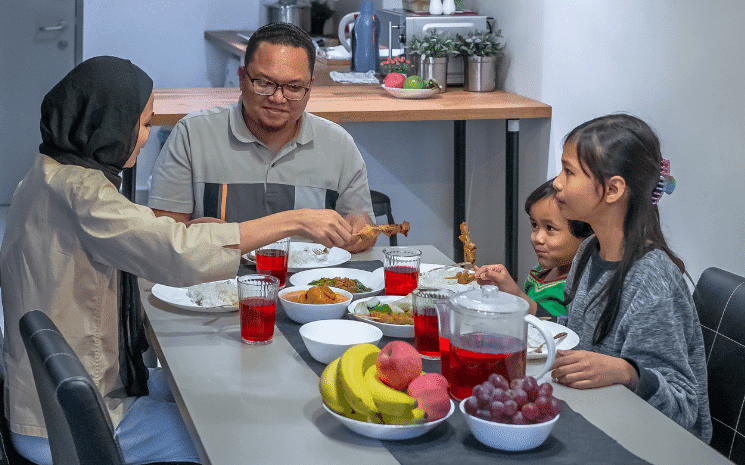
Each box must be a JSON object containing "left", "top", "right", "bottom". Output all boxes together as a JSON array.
[
  {"left": 0, "top": 328, "right": 35, "bottom": 465},
  {"left": 20, "top": 310, "right": 126, "bottom": 465},
  {"left": 694, "top": 267, "right": 745, "bottom": 464},
  {"left": 370, "top": 190, "right": 397, "bottom": 246}
]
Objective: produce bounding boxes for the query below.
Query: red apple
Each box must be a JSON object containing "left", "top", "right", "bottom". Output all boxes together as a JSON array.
[
  {"left": 407, "top": 373, "right": 451, "bottom": 421},
  {"left": 384, "top": 72, "right": 406, "bottom": 89},
  {"left": 376, "top": 341, "right": 422, "bottom": 390}
]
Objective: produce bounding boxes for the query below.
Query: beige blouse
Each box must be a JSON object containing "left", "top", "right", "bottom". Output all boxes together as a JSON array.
[{"left": 0, "top": 154, "right": 241, "bottom": 437}]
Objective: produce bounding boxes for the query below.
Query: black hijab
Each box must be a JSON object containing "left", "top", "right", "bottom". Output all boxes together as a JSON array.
[
  {"left": 39, "top": 56, "right": 153, "bottom": 397},
  {"left": 39, "top": 55, "right": 153, "bottom": 188}
]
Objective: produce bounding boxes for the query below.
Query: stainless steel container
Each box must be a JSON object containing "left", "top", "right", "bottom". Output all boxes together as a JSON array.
[
  {"left": 463, "top": 55, "right": 497, "bottom": 92},
  {"left": 418, "top": 56, "right": 448, "bottom": 90},
  {"left": 266, "top": 1, "right": 311, "bottom": 33}
]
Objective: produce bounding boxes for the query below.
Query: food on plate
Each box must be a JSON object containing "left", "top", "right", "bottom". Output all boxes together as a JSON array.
[
  {"left": 446, "top": 270, "right": 477, "bottom": 284},
  {"left": 418, "top": 266, "right": 480, "bottom": 292},
  {"left": 403, "top": 75, "right": 425, "bottom": 89},
  {"left": 353, "top": 221, "right": 410, "bottom": 242},
  {"left": 384, "top": 72, "right": 407, "bottom": 88},
  {"left": 376, "top": 340, "right": 423, "bottom": 390},
  {"left": 308, "top": 277, "right": 372, "bottom": 293},
  {"left": 407, "top": 373, "right": 451, "bottom": 421},
  {"left": 282, "top": 285, "right": 349, "bottom": 304},
  {"left": 353, "top": 296, "right": 414, "bottom": 325},
  {"left": 463, "top": 375, "right": 561, "bottom": 425},
  {"left": 320, "top": 341, "right": 447, "bottom": 425},
  {"left": 459, "top": 222, "right": 477, "bottom": 266},
  {"left": 186, "top": 280, "right": 238, "bottom": 307}
]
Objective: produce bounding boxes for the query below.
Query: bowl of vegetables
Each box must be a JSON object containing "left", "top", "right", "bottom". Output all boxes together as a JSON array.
[
  {"left": 289, "top": 267, "right": 384, "bottom": 299},
  {"left": 347, "top": 295, "right": 414, "bottom": 338}
]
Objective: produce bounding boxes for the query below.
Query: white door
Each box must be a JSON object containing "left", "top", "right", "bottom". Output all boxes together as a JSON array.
[{"left": 0, "top": 0, "right": 82, "bottom": 203}]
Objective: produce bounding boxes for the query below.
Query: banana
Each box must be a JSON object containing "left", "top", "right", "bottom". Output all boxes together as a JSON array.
[
  {"left": 380, "top": 408, "right": 426, "bottom": 425},
  {"left": 319, "top": 357, "right": 352, "bottom": 415},
  {"left": 338, "top": 343, "right": 380, "bottom": 417},
  {"left": 363, "top": 365, "right": 418, "bottom": 418}
]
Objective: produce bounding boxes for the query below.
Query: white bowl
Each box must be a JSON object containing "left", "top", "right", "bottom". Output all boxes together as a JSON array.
[
  {"left": 323, "top": 400, "right": 455, "bottom": 440},
  {"left": 347, "top": 296, "right": 415, "bottom": 338},
  {"left": 278, "top": 285, "right": 353, "bottom": 324},
  {"left": 299, "top": 320, "right": 383, "bottom": 364},
  {"left": 459, "top": 398, "right": 560, "bottom": 451}
]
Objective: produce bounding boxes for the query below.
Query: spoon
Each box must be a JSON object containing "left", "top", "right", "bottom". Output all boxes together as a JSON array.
[{"left": 532, "top": 332, "right": 568, "bottom": 354}]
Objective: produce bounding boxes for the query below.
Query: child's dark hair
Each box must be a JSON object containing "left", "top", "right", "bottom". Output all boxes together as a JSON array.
[
  {"left": 524, "top": 179, "right": 593, "bottom": 239},
  {"left": 563, "top": 113, "right": 684, "bottom": 344}
]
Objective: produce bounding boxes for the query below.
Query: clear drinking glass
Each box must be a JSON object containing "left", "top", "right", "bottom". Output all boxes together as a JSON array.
[
  {"left": 255, "top": 237, "right": 290, "bottom": 287},
  {"left": 382, "top": 247, "right": 421, "bottom": 295},
  {"left": 412, "top": 288, "right": 454, "bottom": 360},
  {"left": 238, "top": 274, "right": 280, "bottom": 345}
]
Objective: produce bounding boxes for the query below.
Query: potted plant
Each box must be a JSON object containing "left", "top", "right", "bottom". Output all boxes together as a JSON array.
[
  {"left": 409, "top": 30, "right": 455, "bottom": 89},
  {"left": 380, "top": 55, "right": 414, "bottom": 77},
  {"left": 454, "top": 29, "right": 505, "bottom": 92}
]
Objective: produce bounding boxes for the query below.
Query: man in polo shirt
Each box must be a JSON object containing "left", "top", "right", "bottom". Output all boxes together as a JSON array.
[{"left": 148, "top": 23, "right": 376, "bottom": 253}]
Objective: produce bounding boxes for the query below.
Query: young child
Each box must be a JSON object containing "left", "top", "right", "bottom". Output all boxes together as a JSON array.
[
  {"left": 550, "top": 113, "right": 712, "bottom": 443},
  {"left": 475, "top": 179, "right": 592, "bottom": 318}
]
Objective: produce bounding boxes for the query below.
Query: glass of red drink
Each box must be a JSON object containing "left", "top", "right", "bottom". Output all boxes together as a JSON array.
[
  {"left": 382, "top": 247, "right": 421, "bottom": 295},
  {"left": 412, "top": 288, "right": 453, "bottom": 360},
  {"left": 238, "top": 274, "right": 280, "bottom": 345},
  {"left": 255, "top": 237, "right": 290, "bottom": 287}
]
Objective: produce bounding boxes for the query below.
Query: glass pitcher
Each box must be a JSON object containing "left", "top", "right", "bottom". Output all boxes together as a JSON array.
[{"left": 444, "top": 285, "right": 556, "bottom": 401}]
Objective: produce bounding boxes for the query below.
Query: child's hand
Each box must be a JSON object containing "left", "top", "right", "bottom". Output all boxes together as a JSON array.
[
  {"left": 474, "top": 264, "right": 521, "bottom": 296},
  {"left": 550, "top": 350, "right": 639, "bottom": 390}
]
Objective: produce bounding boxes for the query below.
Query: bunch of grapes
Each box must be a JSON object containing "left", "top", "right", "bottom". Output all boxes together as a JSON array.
[{"left": 463, "top": 375, "right": 561, "bottom": 425}]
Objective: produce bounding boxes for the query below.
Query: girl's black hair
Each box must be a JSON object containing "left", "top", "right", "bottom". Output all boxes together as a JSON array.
[
  {"left": 524, "top": 179, "right": 593, "bottom": 240},
  {"left": 562, "top": 113, "right": 684, "bottom": 344}
]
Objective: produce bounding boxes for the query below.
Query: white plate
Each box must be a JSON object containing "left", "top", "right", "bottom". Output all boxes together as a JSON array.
[
  {"left": 347, "top": 295, "right": 414, "bottom": 338},
  {"left": 323, "top": 400, "right": 454, "bottom": 440},
  {"left": 381, "top": 84, "right": 438, "bottom": 99},
  {"left": 372, "top": 263, "right": 480, "bottom": 294},
  {"left": 527, "top": 321, "right": 579, "bottom": 359},
  {"left": 289, "top": 268, "right": 384, "bottom": 299},
  {"left": 244, "top": 242, "right": 352, "bottom": 272},
  {"left": 151, "top": 279, "right": 238, "bottom": 313}
]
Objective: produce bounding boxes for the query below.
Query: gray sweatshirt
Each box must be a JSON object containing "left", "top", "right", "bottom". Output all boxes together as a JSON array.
[{"left": 559, "top": 238, "right": 712, "bottom": 443}]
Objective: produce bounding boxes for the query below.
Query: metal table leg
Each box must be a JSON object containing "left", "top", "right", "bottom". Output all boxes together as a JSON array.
[
  {"left": 453, "top": 120, "right": 466, "bottom": 263},
  {"left": 505, "top": 119, "right": 520, "bottom": 278}
]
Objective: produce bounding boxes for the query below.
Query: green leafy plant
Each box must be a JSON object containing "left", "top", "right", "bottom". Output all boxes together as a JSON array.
[
  {"left": 454, "top": 29, "right": 505, "bottom": 57},
  {"left": 409, "top": 30, "right": 455, "bottom": 58}
]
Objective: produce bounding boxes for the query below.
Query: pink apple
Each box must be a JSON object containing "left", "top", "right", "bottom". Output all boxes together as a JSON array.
[
  {"left": 376, "top": 341, "right": 422, "bottom": 390},
  {"left": 384, "top": 72, "right": 406, "bottom": 89},
  {"left": 407, "top": 373, "right": 451, "bottom": 421}
]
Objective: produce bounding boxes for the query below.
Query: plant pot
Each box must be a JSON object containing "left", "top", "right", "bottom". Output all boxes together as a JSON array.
[
  {"left": 417, "top": 56, "right": 448, "bottom": 90},
  {"left": 464, "top": 55, "right": 497, "bottom": 92}
]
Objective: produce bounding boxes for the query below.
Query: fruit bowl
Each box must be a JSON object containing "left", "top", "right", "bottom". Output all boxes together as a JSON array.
[
  {"left": 381, "top": 84, "right": 438, "bottom": 100},
  {"left": 459, "top": 398, "right": 560, "bottom": 451},
  {"left": 278, "top": 285, "right": 352, "bottom": 324},
  {"left": 322, "top": 400, "right": 455, "bottom": 440},
  {"left": 299, "top": 320, "right": 382, "bottom": 364}
]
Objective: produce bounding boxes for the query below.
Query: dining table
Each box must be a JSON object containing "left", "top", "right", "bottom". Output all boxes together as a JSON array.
[{"left": 141, "top": 245, "right": 731, "bottom": 465}]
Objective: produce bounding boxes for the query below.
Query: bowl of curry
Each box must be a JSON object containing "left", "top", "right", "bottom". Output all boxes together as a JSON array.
[{"left": 278, "top": 285, "right": 353, "bottom": 324}]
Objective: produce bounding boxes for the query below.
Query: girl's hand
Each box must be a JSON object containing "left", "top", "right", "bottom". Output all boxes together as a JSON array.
[
  {"left": 551, "top": 350, "right": 639, "bottom": 390},
  {"left": 474, "top": 264, "right": 521, "bottom": 296}
]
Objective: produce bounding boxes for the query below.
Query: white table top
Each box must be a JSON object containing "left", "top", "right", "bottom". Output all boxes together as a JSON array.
[{"left": 142, "top": 245, "right": 729, "bottom": 465}]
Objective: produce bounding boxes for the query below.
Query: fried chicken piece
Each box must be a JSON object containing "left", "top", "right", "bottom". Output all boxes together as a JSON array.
[
  {"left": 354, "top": 221, "right": 410, "bottom": 242},
  {"left": 459, "top": 222, "right": 477, "bottom": 266}
]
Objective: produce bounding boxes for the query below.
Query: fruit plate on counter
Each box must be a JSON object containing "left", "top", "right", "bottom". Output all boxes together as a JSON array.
[
  {"left": 381, "top": 84, "right": 438, "bottom": 99},
  {"left": 347, "top": 295, "right": 415, "bottom": 339},
  {"left": 322, "top": 400, "right": 455, "bottom": 440}
]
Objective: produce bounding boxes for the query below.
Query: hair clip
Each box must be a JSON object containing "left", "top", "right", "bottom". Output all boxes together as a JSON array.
[{"left": 652, "top": 158, "right": 675, "bottom": 205}]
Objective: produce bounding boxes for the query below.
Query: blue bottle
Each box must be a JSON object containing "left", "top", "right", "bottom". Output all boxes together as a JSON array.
[{"left": 351, "top": 0, "right": 381, "bottom": 73}]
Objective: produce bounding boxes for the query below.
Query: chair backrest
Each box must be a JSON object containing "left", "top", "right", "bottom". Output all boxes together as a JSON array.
[
  {"left": 370, "top": 190, "right": 397, "bottom": 246},
  {"left": 19, "top": 310, "right": 124, "bottom": 465},
  {"left": 693, "top": 267, "right": 745, "bottom": 463},
  {"left": 0, "top": 326, "right": 34, "bottom": 465}
]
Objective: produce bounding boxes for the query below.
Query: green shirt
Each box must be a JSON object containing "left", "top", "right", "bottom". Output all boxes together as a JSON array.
[{"left": 524, "top": 265, "right": 568, "bottom": 316}]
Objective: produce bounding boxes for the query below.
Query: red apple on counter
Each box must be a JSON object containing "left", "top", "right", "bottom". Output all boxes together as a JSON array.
[
  {"left": 376, "top": 341, "right": 422, "bottom": 390},
  {"left": 384, "top": 72, "right": 406, "bottom": 89},
  {"left": 407, "top": 373, "right": 451, "bottom": 421}
]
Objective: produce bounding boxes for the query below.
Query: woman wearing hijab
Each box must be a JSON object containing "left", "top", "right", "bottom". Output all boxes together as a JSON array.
[{"left": 0, "top": 56, "right": 354, "bottom": 464}]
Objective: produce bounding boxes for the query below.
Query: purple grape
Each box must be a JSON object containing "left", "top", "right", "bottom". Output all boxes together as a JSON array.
[
  {"left": 511, "top": 388, "right": 528, "bottom": 408},
  {"left": 488, "top": 373, "right": 509, "bottom": 390},
  {"left": 523, "top": 377, "right": 539, "bottom": 401},
  {"left": 535, "top": 396, "right": 552, "bottom": 415},
  {"left": 510, "top": 378, "right": 524, "bottom": 391},
  {"left": 489, "top": 401, "right": 505, "bottom": 419},
  {"left": 475, "top": 409, "right": 491, "bottom": 420},
  {"left": 503, "top": 399, "right": 518, "bottom": 416},
  {"left": 521, "top": 402, "right": 539, "bottom": 421},
  {"left": 549, "top": 397, "right": 562, "bottom": 416},
  {"left": 472, "top": 385, "right": 490, "bottom": 409},
  {"left": 481, "top": 381, "right": 495, "bottom": 399},
  {"left": 491, "top": 387, "right": 509, "bottom": 403},
  {"left": 464, "top": 396, "right": 479, "bottom": 416},
  {"left": 537, "top": 382, "right": 553, "bottom": 398},
  {"left": 512, "top": 411, "right": 527, "bottom": 425}
]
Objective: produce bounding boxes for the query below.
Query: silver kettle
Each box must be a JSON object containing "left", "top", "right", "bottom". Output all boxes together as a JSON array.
[{"left": 266, "top": 0, "right": 311, "bottom": 33}]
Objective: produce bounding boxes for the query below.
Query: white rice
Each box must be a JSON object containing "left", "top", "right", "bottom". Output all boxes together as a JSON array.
[
  {"left": 186, "top": 280, "right": 238, "bottom": 307},
  {"left": 290, "top": 247, "right": 327, "bottom": 268}
]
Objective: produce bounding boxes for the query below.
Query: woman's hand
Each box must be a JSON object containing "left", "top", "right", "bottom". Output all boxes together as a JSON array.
[
  {"left": 551, "top": 349, "right": 639, "bottom": 390},
  {"left": 474, "top": 264, "right": 521, "bottom": 295}
]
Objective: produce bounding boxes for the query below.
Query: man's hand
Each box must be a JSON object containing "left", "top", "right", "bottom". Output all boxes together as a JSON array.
[
  {"left": 551, "top": 349, "right": 639, "bottom": 390},
  {"left": 294, "top": 209, "right": 354, "bottom": 249},
  {"left": 343, "top": 212, "right": 375, "bottom": 253}
]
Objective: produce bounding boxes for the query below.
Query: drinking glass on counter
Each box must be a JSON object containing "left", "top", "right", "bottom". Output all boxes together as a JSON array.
[
  {"left": 412, "top": 288, "right": 453, "bottom": 360},
  {"left": 238, "top": 274, "right": 280, "bottom": 345},
  {"left": 255, "top": 237, "right": 290, "bottom": 287},
  {"left": 382, "top": 247, "right": 421, "bottom": 295}
]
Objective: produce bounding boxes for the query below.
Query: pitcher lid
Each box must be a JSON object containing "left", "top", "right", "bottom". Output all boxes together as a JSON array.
[{"left": 449, "top": 285, "right": 529, "bottom": 314}]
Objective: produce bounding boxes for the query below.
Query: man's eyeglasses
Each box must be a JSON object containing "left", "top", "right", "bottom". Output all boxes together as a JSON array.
[{"left": 246, "top": 73, "right": 311, "bottom": 101}]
